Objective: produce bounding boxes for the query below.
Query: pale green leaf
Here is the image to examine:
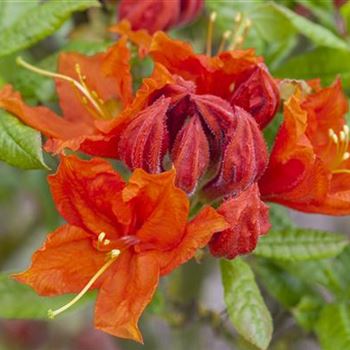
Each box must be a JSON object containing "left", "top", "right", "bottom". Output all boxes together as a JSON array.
[
  {"left": 255, "top": 3, "right": 349, "bottom": 51},
  {"left": 273, "top": 48, "right": 350, "bottom": 88},
  {"left": 0, "top": 0, "right": 100, "bottom": 58},
  {"left": 292, "top": 296, "right": 323, "bottom": 332},
  {"left": 316, "top": 303, "right": 350, "bottom": 350},
  {"left": 0, "top": 109, "right": 47, "bottom": 169},
  {"left": 0, "top": 273, "right": 94, "bottom": 319},
  {"left": 221, "top": 259, "right": 273, "bottom": 350},
  {"left": 255, "top": 228, "right": 348, "bottom": 261}
]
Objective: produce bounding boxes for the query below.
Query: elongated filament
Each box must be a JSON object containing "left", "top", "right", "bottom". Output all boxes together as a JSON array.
[
  {"left": 16, "top": 56, "right": 106, "bottom": 119},
  {"left": 48, "top": 249, "right": 120, "bottom": 319},
  {"left": 206, "top": 12, "right": 217, "bottom": 56}
]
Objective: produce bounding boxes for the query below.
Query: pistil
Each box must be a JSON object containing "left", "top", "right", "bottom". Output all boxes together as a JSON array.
[{"left": 48, "top": 248, "right": 120, "bottom": 319}]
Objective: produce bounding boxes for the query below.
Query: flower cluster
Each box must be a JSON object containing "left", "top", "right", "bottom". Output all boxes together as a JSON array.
[{"left": 1, "top": 10, "right": 350, "bottom": 343}]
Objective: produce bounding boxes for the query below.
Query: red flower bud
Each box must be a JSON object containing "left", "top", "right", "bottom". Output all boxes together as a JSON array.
[
  {"left": 230, "top": 64, "right": 280, "bottom": 129},
  {"left": 209, "top": 184, "right": 271, "bottom": 259},
  {"left": 204, "top": 106, "right": 268, "bottom": 199},
  {"left": 118, "top": 96, "right": 170, "bottom": 173},
  {"left": 171, "top": 114, "right": 209, "bottom": 193},
  {"left": 118, "top": 0, "right": 203, "bottom": 34}
]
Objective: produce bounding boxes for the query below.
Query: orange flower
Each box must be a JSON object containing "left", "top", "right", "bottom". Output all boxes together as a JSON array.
[
  {"left": 260, "top": 79, "right": 350, "bottom": 215},
  {"left": 14, "top": 155, "right": 228, "bottom": 342},
  {"left": 111, "top": 19, "right": 279, "bottom": 129},
  {"left": 0, "top": 38, "right": 132, "bottom": 157}
]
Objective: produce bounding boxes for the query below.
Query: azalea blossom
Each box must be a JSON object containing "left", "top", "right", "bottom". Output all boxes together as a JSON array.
[
  {"left": 0, "top": 38, "right": 133, "bottom": 157},
  {"left": 110, "top": 20, "right": 274, "bottom": 197},
  {"left": 118, "top": 0, "right": 203, "bottom": 33},
  {"left": 14, "top": 155, "right": 228, "bottom": 342},
  {"left": 260, "top": 79, "right": 350, "bottom": 215}
]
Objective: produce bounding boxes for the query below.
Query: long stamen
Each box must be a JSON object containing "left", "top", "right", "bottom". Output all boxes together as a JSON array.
[
  {"left": 206, "top": 12, "right": 217, "bottom": 56},
  {"left": 48, "top": 249, "right": 120, "bottom": 319},
  {"left": 16, "top": 57, "right": 106, "bottom": 119},
  {"left": 217, "top": 30, "right": 232, "bottom": 54}
]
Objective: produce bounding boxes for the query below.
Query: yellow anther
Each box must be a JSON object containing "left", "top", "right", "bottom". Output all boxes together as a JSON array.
[
  {"left": 332, "top": 134, "right": 339, "bottom": 144},
  {"left": 340, "top": 131, "right": 346, "bottom": 142},
  {"left": 235, "top": 12, "right": 242, "bottom": 23},
  {"left": 103, "top": 239, "right": 111, "bottom": 246},
  {"left": 16, "top": 57, "right": 106, "bottom": 119},
  {"left": 343, "top": 152, "right": 350, "bottom": 161},
  {"left": 218, "top": 30, "right": 232, "bottom": 54},
  {"left": 48, "top": 249, "right": 120, "bottom": 320},
  {"left": 98, "top": 232, "right": 106, "bottom": 243},
  {"left": 344, "top": 125, "right": 350, "bottom": 135}
]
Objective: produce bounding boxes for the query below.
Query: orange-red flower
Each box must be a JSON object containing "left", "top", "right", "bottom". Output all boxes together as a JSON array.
[
  {"left": 260, "top": 79, "right": 350, "bottom": 215},
  {"left": 14, "top": 155, "right": 228, "bottom": 342},
  {"left": 209, "top": 183, "right": 270, "bottom": 259},
  {"left": 149, "top": 32, "right": 280, "bottom": 129},
  {"left": 0, "top": 38, "right": 133, "bottom": 157},
  {"left": 118, "top": 0, "right": 203, "bottom": 34}
]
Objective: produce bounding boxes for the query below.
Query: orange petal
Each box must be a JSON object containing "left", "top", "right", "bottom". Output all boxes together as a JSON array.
[
  {"left": 159, "top": 206, "right": 229, "bottom": 275},
  {"left": 95, "top": 250, "right": 159, "bottom": 342},
  {"left": 102, "top": 37, "right": 133, "bottom": 106},
  {"left": 49, "top": 155, "right": 130, "bottom": 237},
  {"left": 13, "top": 225, "right": 106, "bottom": 296},
  {"left": 109, "top": 20, "right": 152, "bottom": 58},
  {"left": 0, "top": 84, "right": 90, "bottom": 139},
  {"left": 57, "top": 51, "right": 124, "bottom": 123},
  {"left": 123, "top": 168, "right": 189, "bottom": 250}
]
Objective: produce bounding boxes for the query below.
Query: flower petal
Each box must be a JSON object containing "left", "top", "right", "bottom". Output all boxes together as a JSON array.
[
  {"left": 209, "top": 184, "right": 270, "bottom": 259},
  {"left": 171, "top": 113, "right": 209, "bottom": 193},
  {"left": 49, "top": 155, "right": 130, "bottom": 237},
  {"left": 13, "top": 225, "right": 106, "bottom": 296},
  {"left": 0, "top": 84, "right": 89, "bottom": 139},
  {"left": 95, "top": 251, "right": 159, "bottom": 342},
  {"left": 159, "top": 206, "right": 229, "bottom": 275},
  {"left": 123, "top": 168, "right": 189, "bottom": 249},
  {"left": 204, "top": 106, "right": 268, "bottom": 199},
  {"left": 118, "top": 96, "right": 171, "bottom": 173}
]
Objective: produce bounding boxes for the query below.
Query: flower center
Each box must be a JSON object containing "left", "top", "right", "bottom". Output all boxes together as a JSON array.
[
  {"left": 16, "top": 56, "right": 113, "bottom": 120},
  {"left": 328, "top": 125, "right": 350, "bottom": 174}
]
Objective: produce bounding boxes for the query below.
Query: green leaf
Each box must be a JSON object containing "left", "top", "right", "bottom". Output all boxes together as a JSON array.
[
  {"left": 255, "top": 228, "right": 348, "bottom": 261},
  {"left": 269, "top": 204, "right": 294, "bottom": 231},
  {"left": 0, "top": 109, "right": 48, "bottom": 170},
  {"left": 0, "top": 273, "right": 94, "bottom": 319},
  {"left": 292, "top": 296, "right": 323, "bottom": 332},
  {"left": 221, "top": 258, "right": 273, "bottom": 350},
  {"left": 0, "top": 0, "right": 100, "bottom": 58},
  {"left": 273, "top": 48, "right": 350, "bottom": 89},
  {"left": 316, "top": 303, "right": 350, "bottom": 350},
  {"left": 254, "top": 260, "right": 311, "bottom": 308},
  {"left": 253, "top": 3, "right": 349, "bottom": 51}
]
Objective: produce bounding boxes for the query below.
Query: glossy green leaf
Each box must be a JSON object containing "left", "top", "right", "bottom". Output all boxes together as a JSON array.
[
  {"left": 255, "top": 228, "right": 348, "bottom": 261},
  {"left": 273, "top": 48, "right": 350, "bottom": 88},
  {"left": 221, "top": 259, "right": 273, "bottom": 350},
  {"left": 0, "top": 0, "right": 100, "bottom": 58},
  {"left": 316, "top": 303, "right": 350, "bottom": 350},
  {"left": 0, "top": 273, "right": 94, "bottom": 319},
  {"left": 0, "top": 110, "right": 47, "bottom": 170}
]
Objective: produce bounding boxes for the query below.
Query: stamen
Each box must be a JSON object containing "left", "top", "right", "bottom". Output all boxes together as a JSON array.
[
  {"left": 328, "top": 126, "right": 350, "bottom": 174},
  {"left": 103, "top": 239, "right": 111, "bottom": 246},
  {"left": 206, "top": 12, "right": 217, "bottom": 56},
  {"left": 48, "top": 249, "right": 120, "bottom": 319},
  {"left": 16, "top": 57, "right": 106, "bottom": 119},
  {"left": 217, "top": 30, "right": 232, "bottom": 54},
  {"left": 343, "top": 152, "right": 350, "bottom": 161}
]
